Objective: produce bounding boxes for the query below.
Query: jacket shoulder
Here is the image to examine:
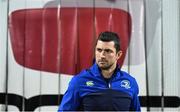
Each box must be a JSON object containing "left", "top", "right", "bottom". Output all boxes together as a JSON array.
[
  {"left": 120, "top": 70, "right": 139, "bottom": 93},
  {"left": 120, "top": 70, "right": 136, "bottom": 81},
  {"left": 70, "top": 69, "right": 91, "bottom": 85}
]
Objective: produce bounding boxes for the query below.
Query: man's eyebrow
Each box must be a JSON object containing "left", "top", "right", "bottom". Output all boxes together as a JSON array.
[{"left": 104, "top": 48, "right": 113, "bottom": 50}]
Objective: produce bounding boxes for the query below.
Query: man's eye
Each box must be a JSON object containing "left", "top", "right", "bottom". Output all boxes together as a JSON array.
[
  {"left": 97, "top": 49, "right": 102, "bottom": 52},
  {"left": 105, "top": 49, "right": 111, "bottom": 53}
]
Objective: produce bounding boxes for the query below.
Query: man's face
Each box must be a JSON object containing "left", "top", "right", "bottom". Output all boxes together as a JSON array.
[{"left": 95, "top": 40, "right": 122, "bottom": 70}]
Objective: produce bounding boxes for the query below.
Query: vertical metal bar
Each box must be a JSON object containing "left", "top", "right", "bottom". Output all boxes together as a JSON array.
[
  {"left": 160, "top": 0, "right": 164, "bottom": 111},
  {"left": 57, "top": 0, "right": 62, "bottom": 105},
  {"left": 40, "top": 0, "right": 47, "bottom": 111},
  {"left": 19, "top": 0, "right": 27, "bottom": 111},
  {"left": 22, "top": 0, "right": 27, "bottom": 111},
  {"left": 5, "top": 0, "right": 10, "bottom": 111},
  {"left": 108, "top": 1, "right": 113, "bottom": 31},
  {"left": 143, "top": 0, "right": 150, "bottom": 111},
  {"left": 75, "top": 1, "right": 80, "bottom": 71},
  {"left": 127, "top": 0, "right": 131, "bottom": 74},
  {"left": 93, "top": 0, "right": 96, "bottom": 49}
]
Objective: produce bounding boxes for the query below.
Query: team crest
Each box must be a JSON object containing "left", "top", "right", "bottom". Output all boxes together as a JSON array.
[{"left": 121, "top": 80, "right": 131, "bottom": 89}]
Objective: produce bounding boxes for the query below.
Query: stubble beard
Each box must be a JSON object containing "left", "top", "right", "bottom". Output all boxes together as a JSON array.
[{"left": 98, "top": 61, "right": 114, "bottom": 70}]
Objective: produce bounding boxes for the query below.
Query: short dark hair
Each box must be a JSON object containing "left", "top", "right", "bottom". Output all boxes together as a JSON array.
[{"left": 96, "top": 31, "right": 121, "bottom": 52}]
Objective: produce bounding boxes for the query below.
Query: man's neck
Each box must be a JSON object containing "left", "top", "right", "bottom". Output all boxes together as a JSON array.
[{"left": 101, "top": 64, "right": 117, "bottom": 79}]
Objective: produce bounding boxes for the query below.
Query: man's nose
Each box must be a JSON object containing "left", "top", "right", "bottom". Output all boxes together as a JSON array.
[{"left": 100, "top": 51, "right": 106, "bottom": 57}]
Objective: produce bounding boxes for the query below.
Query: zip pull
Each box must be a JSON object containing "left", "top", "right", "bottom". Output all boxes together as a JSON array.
[{"left": 108, "top": 83, "right": 111, "bottom": 88}]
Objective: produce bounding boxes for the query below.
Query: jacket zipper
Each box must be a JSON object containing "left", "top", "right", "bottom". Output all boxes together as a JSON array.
[{"left": 108, "top": 83, "right": 111, "bottom": 88}]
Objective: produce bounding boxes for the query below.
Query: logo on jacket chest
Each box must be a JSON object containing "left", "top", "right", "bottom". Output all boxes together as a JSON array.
[
  {"left": 120, "top": 80, "right": 131, "bottom": 89},
  {"left": 86, "top": 81, "right": 94, "bottom": 87}
]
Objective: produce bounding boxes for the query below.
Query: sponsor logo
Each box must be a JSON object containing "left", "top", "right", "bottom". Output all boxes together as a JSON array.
[
  {"left": 121, "top": 80, "right": 131, "bottom": 89},
  {"left": 86, "top": 81, "right": 94, "bottom": 87}
]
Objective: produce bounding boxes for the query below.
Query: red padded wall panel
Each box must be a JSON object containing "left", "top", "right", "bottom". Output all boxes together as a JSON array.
[{"left": 9, "top": 7, "right": 131, "bottom": 75}]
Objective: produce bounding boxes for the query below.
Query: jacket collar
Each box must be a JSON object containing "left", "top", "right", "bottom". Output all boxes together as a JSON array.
[{"left": 89, "top": 63, "right": 121, "bottom": 78}]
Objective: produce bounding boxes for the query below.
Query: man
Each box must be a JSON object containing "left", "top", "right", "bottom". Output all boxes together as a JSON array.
[{"left": 58, "top": 31, "right": 141, "bottom": 111}]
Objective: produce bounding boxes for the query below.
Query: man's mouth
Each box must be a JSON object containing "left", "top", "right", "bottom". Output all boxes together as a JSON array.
[{"left": 98, "top": 60, "right": 107, "bottom": 64}]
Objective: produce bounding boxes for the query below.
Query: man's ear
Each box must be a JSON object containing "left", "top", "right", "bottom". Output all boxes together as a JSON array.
[{"left": 117, "top": 50, "right": 123, "bottom": 60}]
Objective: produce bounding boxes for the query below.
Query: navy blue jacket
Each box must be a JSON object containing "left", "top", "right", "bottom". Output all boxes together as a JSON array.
[{"left": 58, "top": 63, "right": 141, "bottom": 111}]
